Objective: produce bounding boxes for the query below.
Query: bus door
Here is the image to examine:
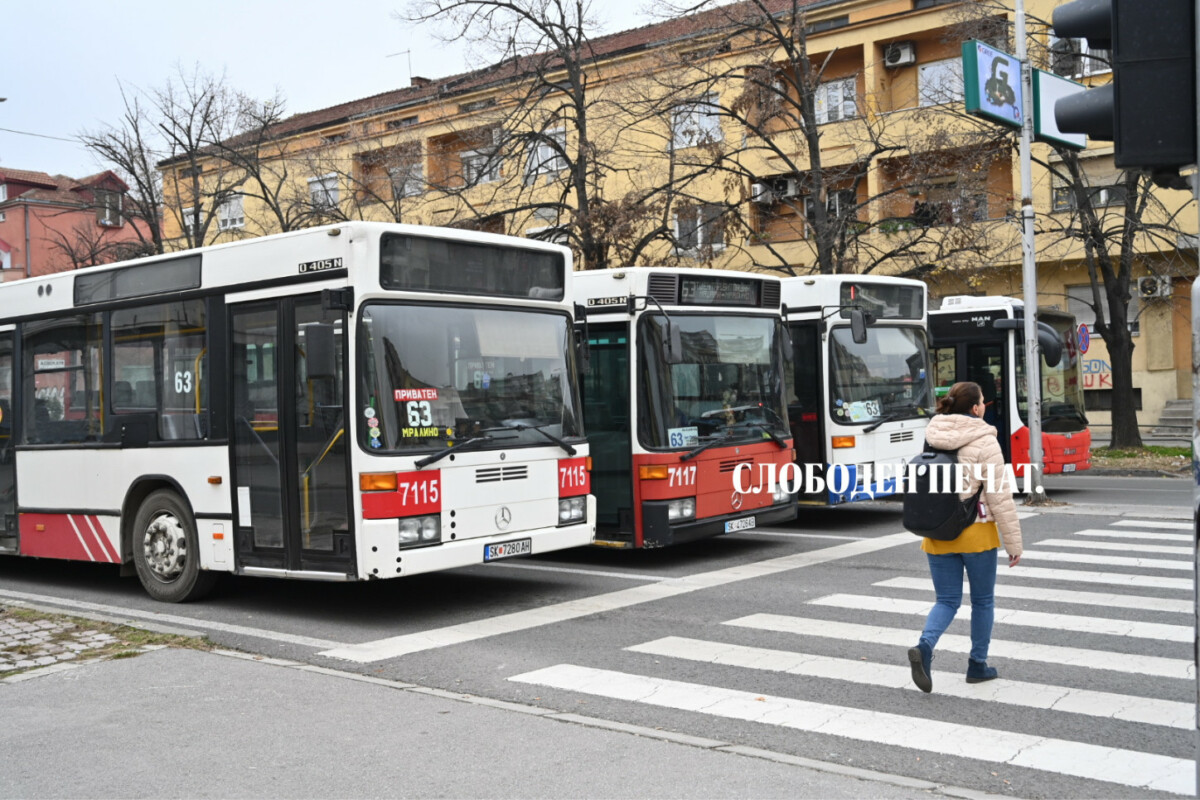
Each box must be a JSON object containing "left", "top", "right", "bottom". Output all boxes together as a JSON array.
[
  {"left": 582, "top": 322, "right": 633, "bottom": 534},
  {"left": 230, "top": 296, "right": 352, "bottom": 574},
  {"left": 0, "top": 332, "right": 14, "bottom": 553},
  {"left": 965, "top": 342, "right": 1010, "bottom": 462},
  {"left": 787, "top": 321, "right": 824, "bottom": 500}
]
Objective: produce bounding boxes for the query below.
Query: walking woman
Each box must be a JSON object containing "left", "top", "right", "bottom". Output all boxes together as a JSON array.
[{"left": 908, "top": 381, "right": 1023, "bottom": 693}]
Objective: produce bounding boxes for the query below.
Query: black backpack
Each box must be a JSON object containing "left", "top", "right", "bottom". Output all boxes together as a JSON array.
[{"left": 901, "top": 445, "right": 984, "bottom": 541}]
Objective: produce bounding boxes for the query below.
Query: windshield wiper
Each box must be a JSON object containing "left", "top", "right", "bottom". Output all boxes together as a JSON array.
[
  {"left": 415, "top": 433, "right": 514, "bottom": 469},
  {"left": 863, "top": 404, "right": 923, "bottom": 433},
  {"left": 732, "top": 421, "right": 789, "bottom": 449},
  {"left": 500, "top": 421, "right": 577, "bottom": 456},
  {"left": 680, "top": 431, "right": 730, "bottom": 462}
]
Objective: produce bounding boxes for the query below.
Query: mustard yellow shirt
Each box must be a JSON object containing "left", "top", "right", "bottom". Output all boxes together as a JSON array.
[{"left": 922, "top": 521, "right": 1001, "bottom": 555}]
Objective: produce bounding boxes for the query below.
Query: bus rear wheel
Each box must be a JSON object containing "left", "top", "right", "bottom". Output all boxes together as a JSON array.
[{"left": 132, "top": 490, "right": 216, "bottom": 603}]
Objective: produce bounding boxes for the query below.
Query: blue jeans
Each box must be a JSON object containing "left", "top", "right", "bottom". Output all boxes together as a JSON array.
[{"left": 918, "top": 549, "right": 997, "bottom": 662}]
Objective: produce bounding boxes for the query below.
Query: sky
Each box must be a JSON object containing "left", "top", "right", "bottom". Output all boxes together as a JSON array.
[{"left": 1, "top": 0, "right": 658, "bottom": 179}]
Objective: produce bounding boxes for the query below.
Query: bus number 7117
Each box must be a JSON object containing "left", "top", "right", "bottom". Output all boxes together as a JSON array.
[{"left": 668, "top": 465, "right": 697, "bottom": 487}]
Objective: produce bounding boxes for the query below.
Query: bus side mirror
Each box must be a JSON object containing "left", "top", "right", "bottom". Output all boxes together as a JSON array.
[
  {"left": 665, "top": 323, "right": 684, "bottom": 365},
  {"left": 305, "top": 323, "right": 337, "bottom": 379},
  {"left": 1037, "top": 321, "right": 1063, "bottom": 368},
  {"left": 849, "top": 308, "right": 869, "bottom": 344},
  {"left": 574, "top": 303, "right": 590, "bottom": 372},
  {"left": 779, "top": 305, "right": 794, "bottom": 361}
]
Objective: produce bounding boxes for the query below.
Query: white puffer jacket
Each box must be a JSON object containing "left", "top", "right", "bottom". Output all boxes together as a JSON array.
[{"left": 924, "top": 413, "right": 1023, "bottom": 557}]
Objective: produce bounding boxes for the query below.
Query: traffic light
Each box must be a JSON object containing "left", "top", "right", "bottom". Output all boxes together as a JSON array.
[{"left": 1053, "top": 0, "right": 1196, "bottom": 183}]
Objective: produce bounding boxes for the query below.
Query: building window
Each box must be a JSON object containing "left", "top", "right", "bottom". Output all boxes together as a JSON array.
[
  {"left": 389, "top": 161, "right": 425, "bottom": 199},
  {"left": 674, "top": 203, "right": 725, "bottom": 254},
  {"left": 1050, "top": 37, "right": 1111, "bottom": 79},
  {"left": 524, "top": 128, "right": 567, "bottom": 182},
  {"left": 180, "top": 207, "right": 198, "bottom": 238},
  {"left": 0, "top": 212, "right": 5, "bottom": 223},
  {"left": 96, "top": 190, "right": 122, "bottom": 227},
  {"left": 462, "top": 149, "right": 501, "bottom": 185},
  {"left": 308, "top": 174, "right": 339, "bottom": 209},
  {"left": 0, "top": 185, "right": 6, "bottom": 202},
  {"left": 803, "top": 189, "right": 858, "bottom": 227},
  {"left": 918, "top": 58, "right": 964, "bottom": 107},
  {"left": 217, "top": 194, "right": 244, "bottom": 231},
  {"left": 1066, "top": 284, "right": 1139, "bottom": 336},
  {"left": 672, "top": 93, "right": 722, "bottom": 150},
  {"left": 0, "top": 249, "right": 9, "bottom": 270},
  {"left": 1052, "top": 181, "right": 1127, "bottom": 212},
  {"left": 814, "top": 77, "right": 857, "bottom": 125},
  {"left": 386, "top": 116, "right": 419, "bottom": 130}
]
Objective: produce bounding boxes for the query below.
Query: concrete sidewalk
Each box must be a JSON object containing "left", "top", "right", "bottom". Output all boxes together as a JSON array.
[{"left": 0, "top": 636, "right": 995, "bottom": 799}]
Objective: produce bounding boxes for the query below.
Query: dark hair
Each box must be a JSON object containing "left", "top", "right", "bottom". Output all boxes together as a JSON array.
[{"left": 937, "top": 381, "right": 983, "bottom": 415}]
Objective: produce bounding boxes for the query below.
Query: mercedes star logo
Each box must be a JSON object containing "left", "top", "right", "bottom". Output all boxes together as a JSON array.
[
  {"left": 730, "top": 491, "right": 743, "bottom": 510},
  {"left": 495, "top": 506, "right": 512, "bottom": 530}
]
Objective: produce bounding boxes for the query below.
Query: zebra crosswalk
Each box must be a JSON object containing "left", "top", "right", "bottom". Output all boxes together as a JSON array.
[{"left": 511, "top": 516, "right": 1197, "bottom": 796}]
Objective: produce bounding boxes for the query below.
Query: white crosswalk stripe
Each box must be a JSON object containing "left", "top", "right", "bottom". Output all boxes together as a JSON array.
[
  {"left": 1068, "top": 528, "right": 1192, "bottom": 543},
  {"left": 626, "top": 636, "right": 1194, "bottom": 729},
  {"left": 809, "top": 593, "right": 1193, "bottom": 642},
  {"left": 876, "top": 576, "right": 1193, "bottom": 614},
  {"left": 510, "top": 664, "right": 1193, "bottom": 795},
  {"left": 993, "top": 564, "right": 1191, "bottom": 590},
  {"left": 1037, "top": 537, "right": 1192, "bottom": 556},
  {"left": 508, "top": 517, "right": 1195, "bottom": 795},
  {"left": 1008, "top": 549, "right": 1191, "bottom": 571},
  {"left": 1111, "top": 520, "right": 1193, "bottom": 531},
  {"left": 726, "top": 613, "right": 1194, "bottom": 678}
]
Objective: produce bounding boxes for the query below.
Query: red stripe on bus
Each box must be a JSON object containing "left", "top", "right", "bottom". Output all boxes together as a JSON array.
[{"left": 19, "top": 514, "right": 100, "bottom": 562}]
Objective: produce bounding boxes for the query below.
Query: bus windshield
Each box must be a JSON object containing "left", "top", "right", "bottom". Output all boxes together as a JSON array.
[
  {"left": 358, "top": 303, "right": 583, "bottom": 453},
  {"left": 1016, "top": 314, "right": 1087, "bottom": 432},
  {"left": 828, "top": 326, "right": 933, "bottom": 424},
  {"left": 638, "top": 313, "right": 789, "bottom": 448}
]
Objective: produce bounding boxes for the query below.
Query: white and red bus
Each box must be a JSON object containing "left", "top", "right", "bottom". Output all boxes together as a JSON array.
[
  {"left": 781, "top": 275, "right": 934, "bottom": 505},
  {"left": 574, "top": 268, "right": 795, "bottom": 548},
  {"left": 0, "top": 222, "right": 594, "bottom": 601},
  {"left": 929, "top": 295, "right": 1089, "bottom": 474}
]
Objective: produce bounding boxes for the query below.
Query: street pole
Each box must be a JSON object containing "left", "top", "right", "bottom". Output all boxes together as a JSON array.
[
  {"left": 1015, "top": 0, "right": 1046, "bottom": 503},
  {"left": 1191, "top": 0, "right": 1200, "bottom": 791}
]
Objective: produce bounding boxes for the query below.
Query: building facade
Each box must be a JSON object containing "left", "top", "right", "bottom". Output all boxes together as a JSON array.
[
  {"left": 0, "top": 169, "right": 151, "bottom": 279},
  {"left": 156, "top": 0, "right": 1196, "bottom": 436}
]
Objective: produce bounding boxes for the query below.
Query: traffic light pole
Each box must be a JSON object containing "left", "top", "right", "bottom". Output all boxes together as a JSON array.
[{"left": 1015, "top": 0, "right": 1047, "bottom": 503}]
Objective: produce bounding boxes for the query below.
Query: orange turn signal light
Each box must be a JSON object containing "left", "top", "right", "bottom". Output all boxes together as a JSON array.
[
  {"left": 359, "top": 472, "right": 398, "bottom": 492},
  {"left": 831, "top": 436, "right": 857, "bottom": 449},
  {"left": 638, "top": 465, "right": 670, "bottom": 480},
  {"left": 585, "top": 456, "right": 593, "bottom": 471}
]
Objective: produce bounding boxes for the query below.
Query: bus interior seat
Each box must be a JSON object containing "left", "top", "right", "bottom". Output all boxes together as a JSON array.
[
  {"left": 113, "top": 381, "right": 134, "bottom": 407},
  {"left": 135, "top": 380, "right": 156, "bottom": 407}
]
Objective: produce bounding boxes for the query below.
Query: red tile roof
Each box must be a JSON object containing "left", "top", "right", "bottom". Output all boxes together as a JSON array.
[
  {"left": 0, "top": 169, "right": 58, "bottom": 189},
  {"left": 0, "top": 169, "right": 128, "bottom": 206}
]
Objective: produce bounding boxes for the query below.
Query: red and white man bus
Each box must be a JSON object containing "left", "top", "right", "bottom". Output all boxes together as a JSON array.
[
  {"left": 929, "top": 295, "right": 1089, "bottom": 474},
  {"left": 0, "top": 222, "right": 594, "bottom": 601},
  {"left": 574, "top": 268, "right": 796, "bottom": 548},
  {"left": 781, "top": 275, "right": 935, "bottom": 505}
]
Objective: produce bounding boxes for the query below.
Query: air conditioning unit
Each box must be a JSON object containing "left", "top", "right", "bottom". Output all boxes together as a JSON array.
[
  {"left": 749, "top": 182, "right": 775, "bottom": 204},
  {"left": 777, "top": 177, "right": 801, "bottom": 199},
  {"left": 883, "top": 41, "right": 917, "bottom": 69},
  {"left": 1138, "top": 276, "right": 1172, "bottom": 298}
]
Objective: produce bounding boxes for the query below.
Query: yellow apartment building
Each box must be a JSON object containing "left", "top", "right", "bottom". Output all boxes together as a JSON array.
[{"left": 159, "top": 0, "right": 1196, "bottom": 436}]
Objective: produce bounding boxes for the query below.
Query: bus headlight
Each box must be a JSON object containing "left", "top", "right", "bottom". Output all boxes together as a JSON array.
[
  {"left": 772, "top": 483, "right": 791, "bottom": 504},
  {"left": 398, "top": 515, "right": 441, "bottom": 548},
  {"left": 558, "top": 496, "right": 587, "bottom": 524},
  {"left": 667, "top": 497, "right": 696, "bottom": 521}
]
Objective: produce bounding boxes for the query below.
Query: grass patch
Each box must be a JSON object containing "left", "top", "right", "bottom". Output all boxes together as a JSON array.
[
  {"left": 1095, "top": 446, "right": 1191, "bottom": 459},
  {"left": 0, "top": 605, "right": 214, "bottom": 679}
]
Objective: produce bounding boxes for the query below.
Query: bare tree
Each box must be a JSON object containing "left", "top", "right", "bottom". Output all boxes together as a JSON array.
[
  {"left": 943, "top": 0, "right": 1196, "bottom": 448},
  {"left": 404, "top": 0, "right": 679, "bottom": 268},
  {"left": 78, "top": 85, "right": 168, "bottom": 255},
  {"left": 643, "top": 0, "right": 1013, "bottom": 277}
]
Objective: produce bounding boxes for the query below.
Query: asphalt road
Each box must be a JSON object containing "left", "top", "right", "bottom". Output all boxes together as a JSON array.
[{"left": 0, "top": 475, "right": 1193, "bottom": 799}]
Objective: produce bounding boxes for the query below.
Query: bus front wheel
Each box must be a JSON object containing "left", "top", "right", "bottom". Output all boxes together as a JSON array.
[{"left": 132, "top": 490, "right": 216, "bottom": 603}]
